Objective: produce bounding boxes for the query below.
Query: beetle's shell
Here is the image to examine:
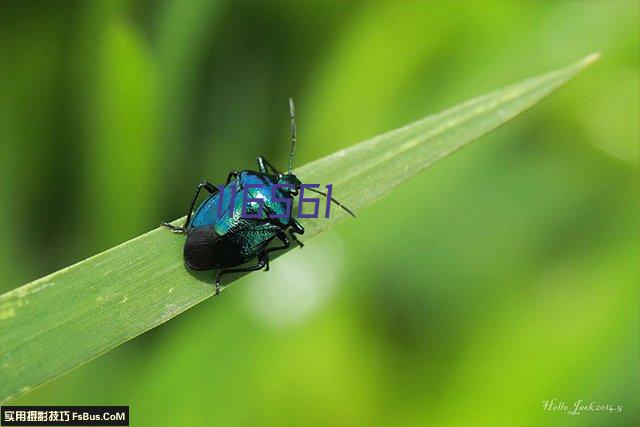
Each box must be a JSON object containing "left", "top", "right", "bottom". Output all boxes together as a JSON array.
[{"left": 184, "top": 171, "right": 293, "bottom": 270}]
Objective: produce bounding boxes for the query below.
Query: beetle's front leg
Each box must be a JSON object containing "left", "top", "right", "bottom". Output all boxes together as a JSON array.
[
  {"left": 257, "top": 156, "right": 281, "bottom": 176},
  {"left": 226, "top": 170, "right": 239, "bottom": 184}
]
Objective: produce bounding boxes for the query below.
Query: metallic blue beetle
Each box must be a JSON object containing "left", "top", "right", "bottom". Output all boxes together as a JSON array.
[{"left": 163, "top": 99, "right": 354, "bottom": 295}]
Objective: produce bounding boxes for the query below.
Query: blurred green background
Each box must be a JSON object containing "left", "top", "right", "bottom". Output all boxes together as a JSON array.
[{"left": 1, "top": 1, "right": 638, "bottom": 426}]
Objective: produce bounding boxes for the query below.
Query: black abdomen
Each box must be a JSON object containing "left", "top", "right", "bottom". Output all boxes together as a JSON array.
[
  {"left": 184, "top": 226, "right": 266, "bottom": 270},
  {"left": 184, "top": 226, "right": 231, "bottom": 270}
]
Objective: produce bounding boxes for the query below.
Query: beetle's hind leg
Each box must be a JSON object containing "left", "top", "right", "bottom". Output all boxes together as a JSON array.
[
  {"left": 214, "top": 252, "right": 268, "bottom": 295},
  {"left": 213, "top": 231, "right": 294, "bottom": 294},
  {"left": 289, "top": 220, "right": 305, "bottom": 248}
]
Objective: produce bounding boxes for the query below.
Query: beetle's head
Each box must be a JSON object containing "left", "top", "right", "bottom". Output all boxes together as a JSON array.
[{"left": 278, "top": 173, "right": 301, "bottom": 195}]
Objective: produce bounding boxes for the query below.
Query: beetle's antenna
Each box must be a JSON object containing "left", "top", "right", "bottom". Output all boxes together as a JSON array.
[
  {"left": 288, "top": 97, "right": 296, "bottom": 174},
  {"left": 306, "top": 187, "right": 356, "bottom": 218}
]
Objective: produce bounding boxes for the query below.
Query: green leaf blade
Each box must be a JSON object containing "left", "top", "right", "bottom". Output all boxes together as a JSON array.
[
  {"left": 0, "top": 54, "right": 599, "bottom": 402},
  {"left": 297, "top": 53, "right": 600, "bottom": 235}
]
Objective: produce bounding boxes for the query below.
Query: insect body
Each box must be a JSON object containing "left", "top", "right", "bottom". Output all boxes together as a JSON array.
[{"left": 163, "top": 99, "right": 354, "bottom": 294}]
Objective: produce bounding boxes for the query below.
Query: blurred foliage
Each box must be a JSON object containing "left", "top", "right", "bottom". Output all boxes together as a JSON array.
[{"left": 0, "top": 1, "right": 638, "bottom": 426}]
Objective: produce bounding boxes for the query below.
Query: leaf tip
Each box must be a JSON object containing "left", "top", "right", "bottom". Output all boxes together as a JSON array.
[{"left": 583, "top": 52, "right": 601, "bottom": 66}]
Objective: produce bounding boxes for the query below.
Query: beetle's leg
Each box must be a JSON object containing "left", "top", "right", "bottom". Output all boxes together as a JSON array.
[
  {"left": 162, "top": 223, "right": 185, "bottom": 233},
  {"left": 226, "top": 170, "right": 239, "bottom": 184},
  {"left": 289, "top": 231, "right": 304, "bottom": 248},
  {"left": 262, "top": 231, "right": 291, "bottom": 271},
  {"left": 257, "top": 156, "right": 281, "bottom": 176},
  {"left": 213, "top": 231, "right": 290, "bottom": 293},
  {"left": 162, "top": 180, "right": 217, "bottom": 233},
  {"left": 182, "top": 180, "right": 218, "bottom": 228},
  {"left": 288, "top": 220, "right": 305, "bottom": 248},
  {"left": 291, "top": 219, "right": 305, "bottom": 234},
  {"left": 214, "top": 252, "right": 268, "bottom": 295}
]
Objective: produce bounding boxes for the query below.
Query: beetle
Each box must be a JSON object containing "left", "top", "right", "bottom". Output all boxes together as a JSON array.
[{"left": 163, "top": 99, "right": 355, "bottom": 295}]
